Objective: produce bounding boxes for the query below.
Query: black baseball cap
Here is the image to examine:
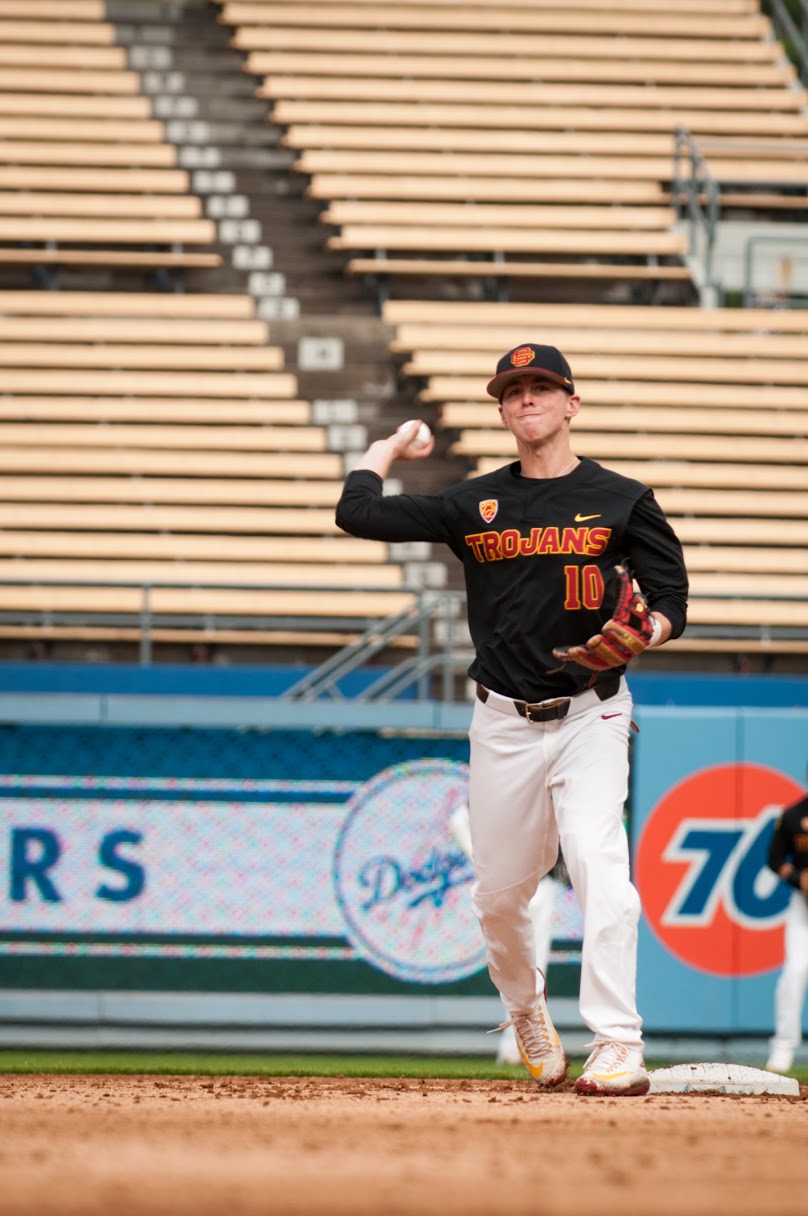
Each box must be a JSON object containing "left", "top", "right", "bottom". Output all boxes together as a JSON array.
[{"left": 486, "top": 343, "right": 575, "bottom": 399}]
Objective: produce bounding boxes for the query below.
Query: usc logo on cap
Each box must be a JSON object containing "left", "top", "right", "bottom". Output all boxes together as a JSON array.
[{"left": 510, "top": 346, "right": 536, "bottom": 368}]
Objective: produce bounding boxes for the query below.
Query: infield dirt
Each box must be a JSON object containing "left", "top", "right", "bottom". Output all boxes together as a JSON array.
[{"left": 1, "top": 1073, "right": 805, "bottom": 1215}]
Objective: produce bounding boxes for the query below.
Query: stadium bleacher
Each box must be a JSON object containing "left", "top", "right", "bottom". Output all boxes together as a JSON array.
[{"left": 0, "top": 0, "right": 805, "bottom": 666}]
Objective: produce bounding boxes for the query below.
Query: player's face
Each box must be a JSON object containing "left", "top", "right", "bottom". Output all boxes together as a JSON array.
[{"left": 498, "top": 375, "right": 579, "bottom": 444}]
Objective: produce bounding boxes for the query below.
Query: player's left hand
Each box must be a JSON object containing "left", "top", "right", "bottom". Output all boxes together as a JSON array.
[{"left": 551, "top": 565, "right": 655, "bottom": 672}]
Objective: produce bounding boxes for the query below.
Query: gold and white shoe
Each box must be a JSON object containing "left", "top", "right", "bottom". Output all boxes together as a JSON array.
[
  {"left": 492, "top": 993, "right": 566, "bottom": 1086},
  {"left": 574, "top": 1041, "right": 650, "bottom": 1097}
]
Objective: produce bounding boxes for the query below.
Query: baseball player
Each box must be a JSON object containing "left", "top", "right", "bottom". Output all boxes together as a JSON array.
[
  {"left": 450, "top": 801, "right": 565, "bottom": 1065},
  {"left": 765, "top": 787, "right": 808, "bottom": 1073},
  {"left": 336, "top": 343, "right": 688, "bottom": 1095}
]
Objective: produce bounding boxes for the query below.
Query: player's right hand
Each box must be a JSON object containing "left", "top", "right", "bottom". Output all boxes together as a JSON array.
[{"left": 390, "top": 419, "right": 435, "bottom": 460}]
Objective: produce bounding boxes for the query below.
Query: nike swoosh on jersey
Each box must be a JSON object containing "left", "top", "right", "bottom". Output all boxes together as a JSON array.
[
  {"left": 574, "top": 513, "right": 601, "bottom": 522},
  {"left": 602, "top": 713, "right": 621, "bottom": 720}
]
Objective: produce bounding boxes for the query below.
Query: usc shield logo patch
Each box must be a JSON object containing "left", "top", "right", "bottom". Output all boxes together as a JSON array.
[{"left": 479, "top": 499, "right": 498, "bottom": 523}]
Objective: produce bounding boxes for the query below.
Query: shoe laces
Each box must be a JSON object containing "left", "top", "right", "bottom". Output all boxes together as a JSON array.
[
  {"left": 582, "top": 1041, "right": 630, "bottom": 1073},
  {"left": 489, "top": 1005, "right": 553, "bottom": 1057}
]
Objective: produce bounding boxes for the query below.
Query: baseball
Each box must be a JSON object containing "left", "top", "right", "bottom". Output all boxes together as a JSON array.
[{"left": 398, "top": 419, "right": 432, "bottom": 448}]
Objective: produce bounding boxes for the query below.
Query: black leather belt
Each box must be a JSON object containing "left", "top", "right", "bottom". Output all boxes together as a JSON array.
[{"left": 476, "top": 675, "right": 620, "bottom": 723}]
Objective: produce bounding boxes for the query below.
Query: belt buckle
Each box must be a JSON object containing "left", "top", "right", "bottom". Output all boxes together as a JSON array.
[{"left": 524, "top": 698, "right": 569, "bottom": 723}]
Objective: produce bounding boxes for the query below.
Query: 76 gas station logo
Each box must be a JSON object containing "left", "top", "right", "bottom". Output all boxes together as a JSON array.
[{"left": 635, "top": 763, "right": 804, "bottom": 977}]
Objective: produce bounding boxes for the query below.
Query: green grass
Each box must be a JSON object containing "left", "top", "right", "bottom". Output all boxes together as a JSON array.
[
  {"left": 0, "top": 1051, "right": 536, "bottom": 1079},
  {"left": 0, "top": 1050, "right": 804, "bottom": 1084}
]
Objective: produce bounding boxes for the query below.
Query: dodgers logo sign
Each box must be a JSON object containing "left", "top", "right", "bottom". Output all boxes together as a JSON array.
[
  {"left": 333, "top": 759, "right": 485, "bottom": 984},
  {"left": 635, "top": 762, "right": 804, "bottom": 977}
]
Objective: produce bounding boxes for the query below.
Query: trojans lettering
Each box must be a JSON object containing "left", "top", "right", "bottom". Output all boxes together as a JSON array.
[{"left": 465, "top": 525, "right": 611, "bottom": 562}]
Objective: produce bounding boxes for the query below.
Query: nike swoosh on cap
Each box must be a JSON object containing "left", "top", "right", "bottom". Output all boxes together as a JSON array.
[{"left": 574, "top": 513, "right": 601, "bottom": 522}]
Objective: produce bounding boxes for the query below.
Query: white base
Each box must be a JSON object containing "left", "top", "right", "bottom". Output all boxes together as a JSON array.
[{"left": 648, "top": 1062, "right": 799, "bottom": 1096}]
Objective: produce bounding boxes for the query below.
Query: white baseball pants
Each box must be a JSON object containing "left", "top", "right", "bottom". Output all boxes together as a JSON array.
[
  {"left": 468, "top": 676, "right": 644, "bottom": 1049},
  {"left": 769, "top": 887, "right": 808, "bottom": 1056}
]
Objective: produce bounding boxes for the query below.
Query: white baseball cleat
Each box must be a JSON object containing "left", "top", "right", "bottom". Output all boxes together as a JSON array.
[
  {"left": 574, "top": 1042, "right": 650, "bottom": 1096},
  {"left": 765, "top": 1047, "right": 794, "bottom": 1073},
  {"left": 492, "top": 996, "right": 567, "bottom": 1086}
]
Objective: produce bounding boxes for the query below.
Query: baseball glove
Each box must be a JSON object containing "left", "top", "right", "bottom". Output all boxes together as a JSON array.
[{"left": 551, "top": 564, "right": 654, "bottom": 672}]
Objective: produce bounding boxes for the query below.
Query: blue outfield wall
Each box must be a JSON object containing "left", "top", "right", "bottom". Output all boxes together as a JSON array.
[{"left": 0, "top": 662, "right": 806, "bottom": 1042}]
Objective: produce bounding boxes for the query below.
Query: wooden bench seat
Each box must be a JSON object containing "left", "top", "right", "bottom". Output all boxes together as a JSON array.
[
  {"left": 0, "top": 167, "right": 189, "bottom": 191},
  {"left": 442, "top": 406, "right": 808, "bottom": 438},
  {"left": 408, "top": 351, "right": 808, "bottom": 386},
  {"left": 0, "top": 91, "right": 151, "bottom": 117},
  {"left": 299, "top": 148, "right": 808, "bottom": 184},
  {"left": 0, "top": 2, "right": 105, "bottom": 16},
  {"left": 323, "top": 202, "right": 678, "bottom": 229},
  {"left": 314, "top": 177, "right": 669, "bottom": 203},
  {"left": 0, "top": 192, "right": 203, "bottom": 218},
  {"left": 682, "top": 598, "right": 808, "bottom": 629},
  {"left": 682, "top": 546, "right": 808, "bottom": 575},
  {"left": 591, "top": 462, "right": 808, "bottom": 492},
  {"left": 0, "top": 47, "right": 125, "bottom": 71},
  {"left": 0, "top": 558, "right": 401, "bottom": 588},
  {"left": 0, "top": 530, "right": 379, "bottom": 563},
  {"left": 382, "top": 298, "right": 808, "bottom": 330},
  {"left": 227, "top": 7, "right": 768, "bottom": 40},
  {"left": 0, "top": 369, "right": 297, "bottom": 397},
  {"left": 0, "top": 503, "right": 343, "bottom": 535},
  {"left": 454, "top": 432, "right": 808, "bottom": 464},
  {"left": 0, "top": 317, "right": 268, "bottom": 343},
  {"left": 397, "top": 324, "right": 808, "bottom": 360},
  {"left": 0, "top": 583, "right": 417, "bottom": 620},
  {"left": 0, "top": 621, "right": 418, "bottom": 649},
  {"left": 468, "top": 457, "right": 808, "bottom": 494},
  {"left": 0, "top": 19, "right": 115, "bottom": 43},
  {"left": 0, "top": 248, "right": 222, "bottom": 270},
  {"left": 0, "top": 399, "right": 308, "bottom": 423},
  {"left": 0, "top": 291, "right": 256, "bottom": 317},
  {"left": 428, "top": 380, "right": 807, "bottom": 409},
  {"left": 272, "top": 99, "right": 808, "bottom": 138},
  {"left": 330, "top": 226, "right": 688, "bottom": 257},
  {"left": 0, "top": 448, "right": 341, "bottom": 478},
  {"left": 259, "top": 76, "right": 808, "bottom": 112},
  {"left": 348, "top": 258, "right": 692, "bottom": 284},
  {"left": 248, "top": 52, "right": 795, "bottom": 88},
  {"left": 687, "top": 572, "right": 808, "bottom": 598},
  {"left": 718, "top": 191, "right": 808, "bottom": 211},
  {"left": 0, "top": 140, "right": 176, "bottom": 166},
  {"left": 0, "top": 344, "right": 283, "bottom": 370},
  {"left": 243, "top": 31, "right": 779, "bottom": 64},
  {"left": 0, "top": 69, "right": 140, "bottom": 94},
  {"left": 289, "top": 126, "right": 782, "bottom": 158},
  {"left": 0, "top": 422, "right": 324, "bottom": 451},
  {"left": 220, "top": 0, "right": 763, "bottom": 12},
  {"left": 0, "top": 473, "right": 340, "bottom": 505},
  {"left": 0, "top": 218, "right": 215, "bottom": 244},
  {"left": 654, "top": 489, "right": 808, "bottom": 519},
  {"left": 0, "top": 118, "right": 164, "bottom": 142}
]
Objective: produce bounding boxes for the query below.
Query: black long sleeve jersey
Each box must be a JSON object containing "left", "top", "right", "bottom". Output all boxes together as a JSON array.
[
  {"left": 768, "top": 794, "right": 808, "bottom": 890},
  {"left": 336, "top": 456, "right": 688, "bottom": 703}
]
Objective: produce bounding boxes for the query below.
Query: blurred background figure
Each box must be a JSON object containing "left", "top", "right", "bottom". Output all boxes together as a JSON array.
[
  {"left": 449, "top": 803, "right": 565, "bottom": 1065},
  {"left": 765, "top": 786, "right": 808, "bottom": 1073}
]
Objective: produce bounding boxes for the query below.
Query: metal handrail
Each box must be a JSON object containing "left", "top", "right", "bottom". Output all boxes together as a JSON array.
[
  {"left": 765, "top": 0, "right": 808, "bottom": 83},
  {"left": 0, "top": 576, "right": 807, "bottom": 697},
  {"left": 672, "top": 126, "right": 721, "bottom": 301}
]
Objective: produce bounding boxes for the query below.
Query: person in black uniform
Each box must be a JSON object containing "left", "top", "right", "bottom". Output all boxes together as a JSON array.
[
  {"left": 336, "top": 343, "right": 688, "bottom": 1095},
  {"left": 765, "top": 788, "right": 808, "bottom": 1072}
]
